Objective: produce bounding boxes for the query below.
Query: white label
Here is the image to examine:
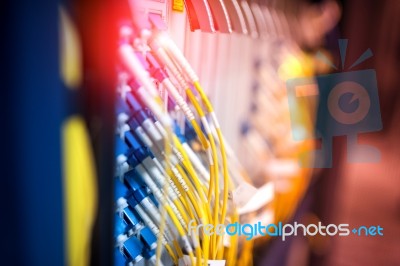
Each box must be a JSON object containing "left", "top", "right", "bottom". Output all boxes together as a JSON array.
[
  {"left": 178, "top": 256, "right": 226, "bottom": 266},
  {"left": 238, "top": 182, "right": 274, "bottom": 214},
  {"left": 232, "top": 182, "right": 258, "bottom": 208}
]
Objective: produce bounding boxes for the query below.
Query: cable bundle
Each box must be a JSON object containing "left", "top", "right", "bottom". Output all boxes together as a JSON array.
[{"left": 113, "top": 15, "right": 242, "bottom": 266}]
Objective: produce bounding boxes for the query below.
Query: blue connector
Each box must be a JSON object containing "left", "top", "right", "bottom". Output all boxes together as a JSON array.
[
  {"left": 116, "top": 96, "right": 130, "bottom": 116},
  {"left": 126, "top": 149, "right": 140, "bottom": 167},
  {"left": 125, "top": 84, "right": 141, "bottom": 109},
  {"left": 184, "top": 120, "right": 198, "bottom": 142},
  {"left": 123, "top": 196, "right": 158, "bottom": 250},
  {"left": 114, "top": 247, "right": 126, "bottom": 266},
  {"left": 127, "top": 116, "right": 141, "bottom": 131},
  {"left": 115, "top": 178, "right": 130, "bottom": 202},
  {"left": 124, "top": 174, "right": 156, "bottom": 216},
  {"left": 124, "top": 169, "right": 145, "bottom": 190},
  {"left": 148, "top": 193, "right": 158, "bottom": 208},
  {"left": 122, "top": 206, "right": 140, "bottom": 228},
  {"left": 174, "top": 122, "right": 187, "bottom": 143},
  {"left": 115, "top": 213, "right": 130, "bottom": 238},
  {"left": 122, "top": 236, "right": 144, "bottom": 263},
  {"left": 125, "top": 92, "right": 149, "bottom": 124},
  {"left": 124, "top": 131, "right": 155, "bottom": 163},
  {"left": 125, "top": 170, "right": 159, "bottom": 209},
  {"left": 115, "top": 136, "right": 129, "bottom": 158},
  {"left": 132, "top": 187, "right": 148, "bottom": 205},
  {"left": 142, "top": 247, "right": 156, "bottom": 260},
  {"left": 138, "top": 226, "right": 157, "bottom": 250},
  {"left": 124, "top": 131, "right": 148, "bottom": 161},
  {"left": 144, "top": 108, "right": 158, "bottom": 123}
]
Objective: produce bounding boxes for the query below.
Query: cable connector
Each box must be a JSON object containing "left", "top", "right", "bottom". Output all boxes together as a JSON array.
[
  {"left": 115, "top": 178, "right": 130, "bottom": 206},
  {"left": 125, "top": 195, "right": 158, "bottom": 250},
  {"left": 124, "top": 131, "right": 155, "bottom": 164},
  {"left": 138, "top": 226, "right": 157, "bottom": 250},
  {"left": 115, "top": 214, "right": 130, "bottom": 241},
  {"left": 122, "top": 237, "right": 144, "bottom": 264}
]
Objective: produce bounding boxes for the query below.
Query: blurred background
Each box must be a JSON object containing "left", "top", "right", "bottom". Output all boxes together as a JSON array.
[{"left": 1, "top": 0, "right": 399, "bottom": 265}]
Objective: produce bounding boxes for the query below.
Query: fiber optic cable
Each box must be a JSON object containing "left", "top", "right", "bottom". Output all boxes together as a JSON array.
[
  {"left": 126, "top": 96, "right": 209, "bottom": 231},
  {"left": 151, "top": 116, "right": 212, "bottom": 224},
  {"left": 146, "top": 52, "right": 209, "bottom": 152},
  {"left": 115, "top": 177, "right": 177, "bottom": 264},
  {"left": 124, "top": 90, "right": 211, "bottom": 258},
  {"left": 117, "top": 32, "right": 178, "bottom": 266},
  {"left": 147, "top": 41, "right": 221, "bottom": 258},
  {"left": 150, "top": 37, "right": 223, "bottom": 199},
  {"left": 118, "top": 95, "right": 196, "bottom": 266},
  {"left": 130, "top": 148, "right": 196, "bottom": 265},
  {"left": 125, "top": 154, "right": 185, "bottom": 242},
  {"left": 161, "top": 128, "right": 197, "bottom": 266},
  {"left": 152, "top": 37, "right": 230, "bottom": 258},
  {"left": 145, "top": 66, "right": 218, "bottom": 260},
  {"left": 118, "top": 39, "right": 172, "bottom": 129},
  {"left": 117, "top": 21, "right": 244, "bottom": 265},
  {"left": 125, "top": 122, "right": 191, "bottom": 216},
  {"left": 117, "top": 167, "right": 178, "bottom": 258},
  {"left": 146, "top": 53, "right": 214, "bottom": 213}
]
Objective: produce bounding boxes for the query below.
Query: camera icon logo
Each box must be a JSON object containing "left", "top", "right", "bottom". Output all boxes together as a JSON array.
[
  {"left": 328, "top": 81, "right": 370, "bottom": 125},
  {"left": 286, "top": 40, "right": 382, "bottom": 168}
]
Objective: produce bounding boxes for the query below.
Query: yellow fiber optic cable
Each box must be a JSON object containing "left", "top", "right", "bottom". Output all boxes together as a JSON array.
[
  {"left": 150, "top": 122, "right": 212, "bottom": 263},
  {"left": 156, "top": 121, "right": 193, "bottom": 265},
  {"left": 165, "top": 243, "right": 178, "bottom": 264},
  {"left": 185, "top": 89, "right": 216, "bottom": 199},
  {"left": 147, "top": 44, "right": 217, "bottom": 261},
  {"left": 155, "top": 37, "right": 230, "bottom": 239},
  {"left": 191, "top": 82, "right": 231, "bottom": 258},
  {"left": 124, "top": 27, "right": 227, "bottom": 266},
  {"left": 173, "top": 131, "right": 211, "bottom": 265},
  {"left": 155, "top": 37, "right": 230, "bottom": 233},
  {"left": 147, "top": 42, "right": 215, "bottom": 203},
  {"left": 173, "top": 198, "right": 203, "bottom": 266},
  {"left": 185, "top": 88, "right": 221, "bottom": 257},
  {"left": 162, "top": 129, "right": 198, "bottom": 266},
  {"left": 172, "top": 136, "right": 212, "bottom": 221},
  {"left": 172, "top": 137, "right": 213, "bottom": 265},
  {"left": 150, "top": 35, "right": 237, "bottom": 265}
]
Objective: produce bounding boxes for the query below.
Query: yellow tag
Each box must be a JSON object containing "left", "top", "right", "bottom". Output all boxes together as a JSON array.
[{"left": 172, "top": 0, "right": 184, "bottom": 12}]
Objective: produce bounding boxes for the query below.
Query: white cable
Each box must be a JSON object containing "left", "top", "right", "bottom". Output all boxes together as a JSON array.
[
  {"left": 133, "top": 164, "right": 177, "bottom": 239},
  {"left": 159, "top": 34, "right": 199, "bottom": 82},
  {"left": 149, "top": 40, "right": 189, "bottom": 90},
  {"left": 119, "top": 43, "right": 159, "bottom": 98},
  {"left": 182, "top": 142, "right": 210, "bottom": 183},
  {"left": 134, "top": 204, "right": 171, "bottom": 245},
  {"left": 162, "top": 78, "right": 196, "bottom": 121}
]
